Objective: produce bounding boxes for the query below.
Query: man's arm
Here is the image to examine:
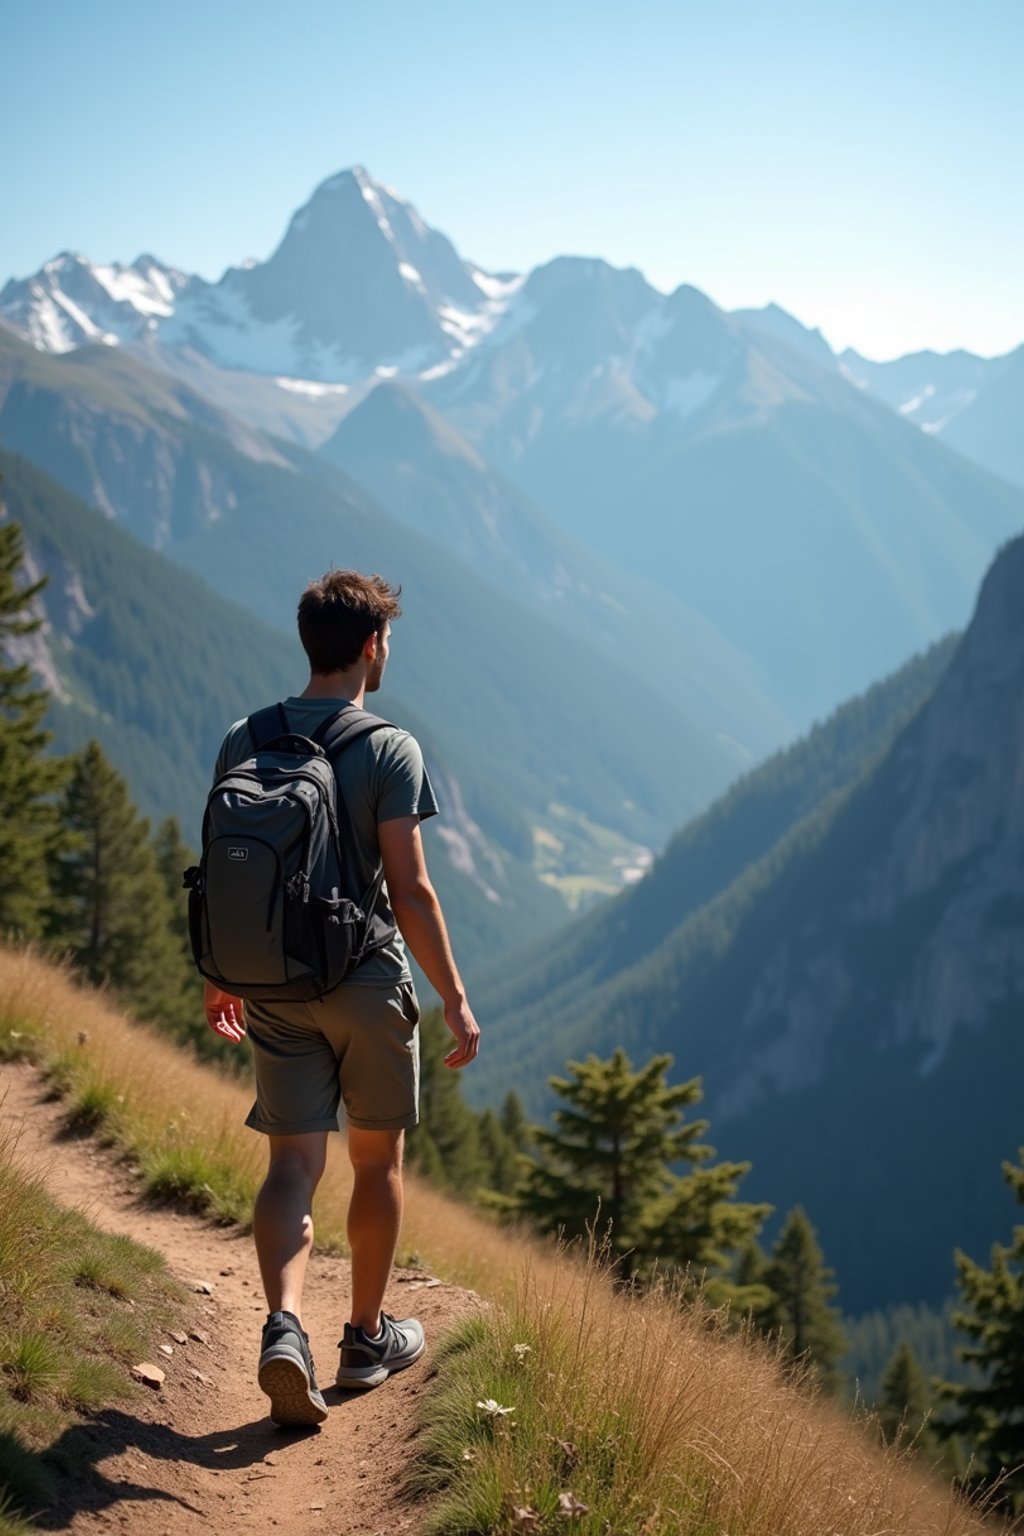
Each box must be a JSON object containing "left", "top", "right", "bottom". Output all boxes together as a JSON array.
[{"left": 378, "top": 816, "right": 480, "bottom": 1068}]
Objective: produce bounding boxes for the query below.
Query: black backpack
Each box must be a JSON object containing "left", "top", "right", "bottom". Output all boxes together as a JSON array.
[{"left": 184, "top": 703, "right": 396, "bottom": 1002}]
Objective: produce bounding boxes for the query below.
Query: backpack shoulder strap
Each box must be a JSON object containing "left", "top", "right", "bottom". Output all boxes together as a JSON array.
[
  {"left": 246, "top": 703, "right": 289, "bottom": 751},
  {"left": 313, "top": 707, "right": 394, "bottom": 763}
]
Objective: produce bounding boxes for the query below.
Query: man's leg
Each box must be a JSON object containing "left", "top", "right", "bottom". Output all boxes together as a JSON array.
[
  {"left": 346, "top": 1125, "right": 404, "bottom": 1334},
  {"left": 253, "top": 1131, "right": 328, "bottom": 1322}
]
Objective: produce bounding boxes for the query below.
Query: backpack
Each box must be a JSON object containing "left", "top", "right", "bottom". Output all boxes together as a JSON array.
[{"left": 184, "top": 702, "right": 396, "bottom": 1002}]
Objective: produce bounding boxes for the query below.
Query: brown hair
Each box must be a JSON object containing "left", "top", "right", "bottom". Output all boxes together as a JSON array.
[{"left": 297, "top": 569, "right": 402, "bottom": 673}]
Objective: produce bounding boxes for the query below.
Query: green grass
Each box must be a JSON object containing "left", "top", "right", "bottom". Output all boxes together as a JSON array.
[
  {"left": 409, "top": 1270, "right": 713, "bottom": 1536},
  {"left": 138, "top": 1141, "right": 254, "bottom": 1224},
  {"left": 0, "top": 1124, "right": 185, "bottom": 1528}
]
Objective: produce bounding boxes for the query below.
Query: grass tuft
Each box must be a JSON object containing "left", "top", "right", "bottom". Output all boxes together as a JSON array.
[{"left": 0, "top": 1338, "right": 61, "bottom": 1405}]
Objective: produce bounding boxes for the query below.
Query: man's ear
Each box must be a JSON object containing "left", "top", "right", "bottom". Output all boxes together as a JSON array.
[{"left": 363, "top": 628, "right": 381, "bottom": 660}]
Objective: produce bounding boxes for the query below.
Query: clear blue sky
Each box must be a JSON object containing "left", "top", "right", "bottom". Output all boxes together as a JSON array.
[{"left": 3, "top": 0, "right": 1021, "bottom": 360}]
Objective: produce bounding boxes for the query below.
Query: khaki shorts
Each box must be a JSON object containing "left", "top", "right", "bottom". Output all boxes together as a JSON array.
[{"left": 243, "top": 980, "right": 421, "bottom": 1135}]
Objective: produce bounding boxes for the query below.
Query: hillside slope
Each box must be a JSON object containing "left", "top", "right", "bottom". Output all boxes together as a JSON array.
[
  {"left": 475, "top": 537, "right": 1024, "bottom": 1308},
  {"left": 0, "top": 449, "right": 562, "bottom": 970}
]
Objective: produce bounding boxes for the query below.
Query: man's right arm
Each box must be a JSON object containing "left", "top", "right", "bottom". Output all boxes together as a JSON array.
[{"left": 378, "top": 815, "right": 480, "bottom": 1069}]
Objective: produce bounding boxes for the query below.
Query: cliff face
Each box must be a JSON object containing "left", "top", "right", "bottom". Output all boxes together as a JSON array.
[
  {"left": 719, "top": 535, "right": 1024, "bottom": 1121},
  {"left": 687, "top": 537, "right": 1024, "bottom": 1306}
]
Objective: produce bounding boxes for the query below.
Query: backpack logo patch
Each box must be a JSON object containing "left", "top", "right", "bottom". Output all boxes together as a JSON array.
[{"left": 228, "top": 847, "right": 249, "bottom": 862}]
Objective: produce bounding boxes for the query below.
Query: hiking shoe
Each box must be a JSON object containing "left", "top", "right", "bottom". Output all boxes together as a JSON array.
[
  {"left": 335, "top": 1312, "right": 426, "bottom": 1389},
  {"left": 257, "top": 1310, "right": 329, "bottom": 1427}
]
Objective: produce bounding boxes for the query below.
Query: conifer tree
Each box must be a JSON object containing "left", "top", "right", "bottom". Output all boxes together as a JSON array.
[
  {"left": 510, "top": 1048, "right": 767, "bottom": 1285},
  {"left": 877, "top": 1342, "right": 936, "bottom": 1452},
  {"left": 501, "top": 1089, "right": 528, "bottom": 1150},
  {"left": 477, "top": 1106, "right": 519, "bottom": 1195},
  {"left": 406, "top": 1008, "right": 486, "bottom": 1196},
  {"left": 644, "top": 1159, "right": 772, "bottom": 1307},
  {"left": 939, "top": 1152, "right": 1024, "bottom": 1513},
  {"left": 47, "top": 741, "right": 192, "bottom": 1025},
  {"left": 0, "top": 515, "right": 67, "bottom": 936},
  {"left": 757, "top": 1207, "right": 847, "bottom": 1390}
]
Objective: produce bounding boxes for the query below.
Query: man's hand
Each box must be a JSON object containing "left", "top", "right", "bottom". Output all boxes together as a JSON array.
[
  {"left": 204, "top": 981, "right": 246, "bottom": 1044},
  {"left": 443, "top": 996, "right": 480, "bottom": 1069}
]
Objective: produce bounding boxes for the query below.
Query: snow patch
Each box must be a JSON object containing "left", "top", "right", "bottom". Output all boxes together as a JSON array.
[
  {"left": 274, "top": 377, "right": 351, "bottom": 397},
  {"left": 898, "top": 385, "right": 935, "bottom": 416},
  {"left": 93, "top": 263, "right": 176, "bottom": 317},
  {"left": 398, "top": 261, "right": 425, "bottom": 291}
]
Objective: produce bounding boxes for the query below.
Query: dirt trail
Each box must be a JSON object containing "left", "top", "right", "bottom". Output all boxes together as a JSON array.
[{"left": 1, "top": 1061, "right": 483, "bottom": 1535}]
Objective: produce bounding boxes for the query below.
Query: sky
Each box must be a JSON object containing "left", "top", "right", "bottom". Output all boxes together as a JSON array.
[{"left": 3, "top": 0, "right": 1022, "bottom": 360}]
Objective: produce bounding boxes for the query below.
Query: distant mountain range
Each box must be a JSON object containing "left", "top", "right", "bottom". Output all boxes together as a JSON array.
[
  {"left": 3, "top": 166, "right": 1019, "bottom": 731},
  {"left": 471, "top": 530, "right": 1024, "bottom": 1311}
]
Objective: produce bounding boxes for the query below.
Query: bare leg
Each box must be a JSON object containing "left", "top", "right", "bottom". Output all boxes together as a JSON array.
[
  {"left": 347, "top": 1126, "right": 404, "bottom": 1334},
  {"left": 253, "top": 1132, "right": 328, "bottom": 1322}
]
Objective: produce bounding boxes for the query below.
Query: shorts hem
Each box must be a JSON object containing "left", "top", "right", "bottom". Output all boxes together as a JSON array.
[
  {"left": 345, "top": 1110, "right": 419, "bottom": 1132},
  {"left": 245, "top": 1111, "right": 341, "bottom": 1137}
]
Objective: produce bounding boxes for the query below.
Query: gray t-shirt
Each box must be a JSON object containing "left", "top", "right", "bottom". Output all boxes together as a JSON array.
[{"left": 214, "top": 696, "right": 438, "bottom": 986}]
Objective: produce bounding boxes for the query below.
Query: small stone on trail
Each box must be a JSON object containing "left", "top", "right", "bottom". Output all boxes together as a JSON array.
[
  {"left": 158, "top": 1344, "right": 174, "bottom": 1357},
  {"left": 170, "top": 1331, "right": 188, "bottom": 1344},
  {"left": 189, "top": 1369, "right": 210, "bottom": 1385},
  {"left": 189, "top": 1280, "right": 214, "bottom": 1294},
  {"left": 132, "top": 1363, "right": 165, "bottom": 1389},
  {"left": 310, "top": 1504, "right": 325, "bottom": 1513},
  {"left": 263, "top": 1454, "right": 278, "bottom": 1466},
  {"left": 219, "top": 1267, "right": 235, "bottom": 1276},
  {"left": 189, "top": 1329, "right": 212, "bottom": 1347}
]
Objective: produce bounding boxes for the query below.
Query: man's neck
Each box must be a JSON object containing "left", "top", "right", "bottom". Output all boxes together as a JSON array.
[{"left": 299, "top": 670, "right": 366, "bottom": 708}]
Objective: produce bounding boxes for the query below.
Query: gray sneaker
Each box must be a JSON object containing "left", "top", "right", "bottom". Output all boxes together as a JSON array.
[
  {"left": 335, "top": 1312, "right": 426, "bottom": 1389},
  {"left": 257, "top": 1310, "right": 329, "bottom": 1426}
]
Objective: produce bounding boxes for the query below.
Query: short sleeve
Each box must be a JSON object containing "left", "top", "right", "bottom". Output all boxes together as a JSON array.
[
  {"left": 376, "top": 731, "right": 439, "bottom": 824},
  {"left": 214, "top": 719, "right": 252, "bottom": 781}
]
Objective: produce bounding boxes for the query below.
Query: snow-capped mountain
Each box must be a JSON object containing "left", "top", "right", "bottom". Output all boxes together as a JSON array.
[
  {"left": 0, "top": 253, "right": 189, "bottom": 352},
  {"left": 0, "top": 167, "right": 519, "bottom": 382}
]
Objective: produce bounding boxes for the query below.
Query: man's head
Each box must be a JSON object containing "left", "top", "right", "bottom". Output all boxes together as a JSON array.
[{"left": 297, "top": 569, "right": 402, "bottom": 690}]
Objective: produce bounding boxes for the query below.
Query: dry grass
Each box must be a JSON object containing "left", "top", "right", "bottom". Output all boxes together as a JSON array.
[{"left": 0, "top": 944, "right": 1010, "bottom": 1536}]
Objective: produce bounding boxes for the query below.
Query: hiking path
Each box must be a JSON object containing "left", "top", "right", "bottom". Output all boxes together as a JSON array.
[{"left": 1, "top": 1061, "right": 483, "bottom": 1535}]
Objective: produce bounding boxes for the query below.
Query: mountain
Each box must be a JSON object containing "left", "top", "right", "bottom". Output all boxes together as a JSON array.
[
  {"left": 426, "top": 257, "right": 1024, "bottom": 723},
  {"left": 0, "top": 325, "right": 783, "bottom": 864},
  {"left": 472, "top": 535, "right": 1024, "bottom": 1309},
  {"left": 318, "top": 380, "right": 790, "bottom": 757},
  {"left": 736, "top": 306, "right": 1024, "bottom": 493},
  {"left": 0, "top": 252, "right": 189, "bottom": 352},
  {"left": 839, "top": 343, "right": 1024, "bottom": 492},
  {"left": 1, "top": 168, "right": 517, "bottom": 383},
  {"left": 0, "top": 447, "right": 564, "bottom": 971}
]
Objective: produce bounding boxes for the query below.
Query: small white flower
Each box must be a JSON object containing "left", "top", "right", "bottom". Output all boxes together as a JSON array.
[
  {"left": 512, "top": 1343, "right": 532, "bottom": 1361},
  {"left": 476, "top": 1398, "right": 515, "bottom": 1417}
]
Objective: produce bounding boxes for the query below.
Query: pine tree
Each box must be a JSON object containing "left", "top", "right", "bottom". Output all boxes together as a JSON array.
[
  {"left": 939, "top": 1151, "right": 1024, "bottom": 1513},
  {"left": 406, "top": 1009, "right": 487, "bottom": 1197},
  {"left": 501, "top": 1090, "right": 529, "bottom": 1149},
  {"left": 510, "top": 1048, "right": 767, "bottom": 1285},
  {"left": 477, "top": 1107, "right": 520, "bottom": 1195},
  {"left": 47, "top": 741, "right": 192, "bottom": 1025},
  {"left": 644, "top": 1159, "right": 772, "bottom": 1307},
  {"left": 877, "top": 1342, "right": 936, "bottom": 1452},
  {"left": 757, "top": 1207, "right": 847, "bottom": 1390},
  {"left": 0, "top": 514, "right": 67, "bottom": 937}
]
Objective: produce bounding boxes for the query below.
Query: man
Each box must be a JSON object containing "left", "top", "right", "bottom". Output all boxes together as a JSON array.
[{"left": 204, "top": 569, "right": 480, "bottom": 1426}]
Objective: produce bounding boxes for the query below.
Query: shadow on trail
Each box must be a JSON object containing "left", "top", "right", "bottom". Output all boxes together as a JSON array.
[{"left": 4, "top": 1400, "right": 340, "bottom": 1530}]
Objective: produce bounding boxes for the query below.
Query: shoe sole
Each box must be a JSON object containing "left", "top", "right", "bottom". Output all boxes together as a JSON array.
[
  {"left": 335, "top": 1334, "right": 426, "bottom": 1390},
  {"left": 258, "top": 1351, "right": 329, "bottom": 1426}
]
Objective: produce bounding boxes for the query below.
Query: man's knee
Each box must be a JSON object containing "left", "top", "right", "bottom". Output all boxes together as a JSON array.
[
  {"left": 347, "top": 1125, "right": 405, "bottom": 1175},
  {"left": 265, "top": 1132, "right": 328, "bottom": 1189}
]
